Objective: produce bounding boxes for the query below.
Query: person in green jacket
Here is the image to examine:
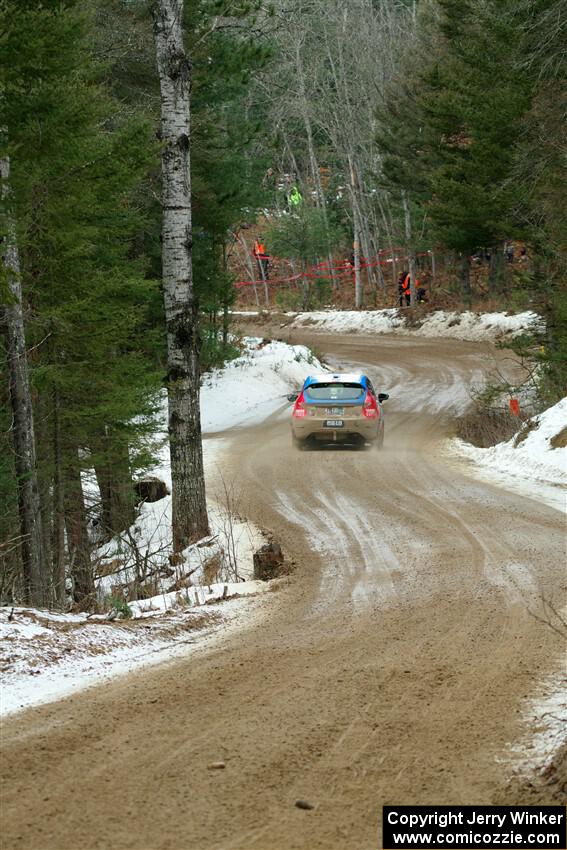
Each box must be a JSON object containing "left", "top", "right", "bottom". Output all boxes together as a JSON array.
[{"left": 289, "top": 186, "right": 303, "bottom": 207}]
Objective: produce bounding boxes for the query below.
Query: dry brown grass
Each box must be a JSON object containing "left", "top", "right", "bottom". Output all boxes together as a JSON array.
[
  {"left": 456, "top": 410, "right": 522, "bottom": 448},
  {"left": 550, "top": 425, "right": 567, "bottom": 449},
  {"left": 401, "top": 304, "right": 433, "bottom": 328},
  {"left": 202, "top": 552, "right": 222, "bottom": 585},
  {"left": 513, "top": 418, "right": 539, "bottom": 447}
]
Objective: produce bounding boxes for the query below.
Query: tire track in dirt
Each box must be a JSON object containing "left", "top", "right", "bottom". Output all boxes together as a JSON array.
[{"left": 1, "top": 331, "right": 565, "bottom": 850}]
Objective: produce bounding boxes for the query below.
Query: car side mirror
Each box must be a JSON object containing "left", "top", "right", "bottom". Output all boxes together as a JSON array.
[
  {"left": 378, "top": 393, "right": 389, "bottom": 403},
  {"left": 287, "top": 393, "right": 299, "bottom": 402}
]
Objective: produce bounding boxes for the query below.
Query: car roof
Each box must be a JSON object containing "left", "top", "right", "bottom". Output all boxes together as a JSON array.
[{"left": 303, "top": 373, "right": 368, "bottom": 387}]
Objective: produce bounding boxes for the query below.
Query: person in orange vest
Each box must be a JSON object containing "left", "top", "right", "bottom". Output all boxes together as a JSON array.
[
  {"left": 398, "top": 270, "right": 411, "bottom": 306},
  {"left": 398, "top": 270, "right": 426, "bottom": 306},
  {"left": 253, "top": 239, "right": 270, "bottom": 280}
]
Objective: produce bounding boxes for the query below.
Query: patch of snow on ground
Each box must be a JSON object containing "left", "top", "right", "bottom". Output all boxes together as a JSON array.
[
  {"left": 0, "top": 589, "right": 274, "bottom": 717},
  {"left": 505, "top": 664, "right": 567, "bottom": 777},
  {"left": 201, "top": 338, "right": 326, "bottom": 432},
  {"left": 95, "top": 493, "right": 265, "bottom": 601},
  {"left": 291, "top": 309, "right": 542, "bottom": 342},
  {"left": 447, "top": 397, "right": 567, "bottom": 512},
  {"left": 292, "top": 308, "right": 403, "bottom": 335},
  {"left": 2, "top": 339, "right": 317, "bottom": 717},
  {"left": 415, "top": 310, "right": 542, "bottom": 340},
  {"left": 0, "top": 457, "right": 271, "bottom": 715},
  {"left": 1, "top": 466, "right": 271, "bottom": 718}
]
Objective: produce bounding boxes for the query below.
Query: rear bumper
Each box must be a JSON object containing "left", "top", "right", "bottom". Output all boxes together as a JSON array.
[{"left": 292, "top": 418, "right": 381, "bottom": 442}]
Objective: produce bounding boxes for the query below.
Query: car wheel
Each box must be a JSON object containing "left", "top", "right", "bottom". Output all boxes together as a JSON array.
[{"left": 292, "top": 434, "right": 306, "bottom": 451}]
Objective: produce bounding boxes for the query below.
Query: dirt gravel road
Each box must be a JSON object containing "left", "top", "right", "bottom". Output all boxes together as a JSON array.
[{"left": 2, "top": 332, "right": 566, "bottom": 850}]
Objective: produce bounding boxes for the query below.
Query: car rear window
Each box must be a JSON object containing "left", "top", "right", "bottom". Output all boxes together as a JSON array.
[{"left": 305, "top": 382, "right": 365, "bottom": 401}]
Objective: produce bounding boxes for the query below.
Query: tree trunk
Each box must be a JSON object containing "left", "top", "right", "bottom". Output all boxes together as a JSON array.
[
  {"left": 402, "top": 190, "right": 417, "bottom": 306},
  {"left": 353, "top": 176, "right": 378, "bottom": 294},
  {"left": 52, "top": 388, "right": 66, "bottom": 607},
  {"left": 152, "top": 0, "right": 209, "bottom": 551},
  {"left": 221, "top": 241, "right": 230, "bottom": 349},
  {"left": 235, "top": 234, "right": 259, "bottom": 306},
  {"left": 256, "top": 254, "right": 270, "bottom": 307},
  {"left": 460, "top": 254, "right": 472, "bottom": 307},
  {"left": 295, "top": 43, "right": 326, "bottom": 210},
  {"left": 290, "top": 55, "right": 339, "bottom": 293},
  {"left": 370, "top": 226, "right": 387, "bottom": 298},
  {"left": 488, "top": 245, "right": 504, "bottom": 295},
  {"left": 0, "top": 155, "right": 47, "bottom": 606},
  {"left": 300, "top": 260, "right": 310, "bottom": 310},
  {"left": 376, "top": 195, "right": 398, "bottom": 291},
  {"left": 222, "top": 303, "right": 229, "bottom": 349},
  {"left": 64, "top": 447, "right": 94, "bottom": 605},
  {"left": 349, "top": 159, "right": 363, "bottom": 308},
  {"left": 359, "top": 219, "right": 378, "bottom": 296},
  {"left": 93, "top": 431, "right": 135, "bottom": 538},
  {"left": 280, "top": 128, "right": 304, "bottom": 196},
  {"left": 353, "top": 219, "right": 362, "bottom": 309},
  {"left": 34, "top": 391, "right": 53, "bottom": 604}
]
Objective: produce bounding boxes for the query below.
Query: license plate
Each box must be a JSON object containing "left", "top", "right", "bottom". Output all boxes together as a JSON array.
[
  {"left": 325, "top": 420, "right": 344, "bottom": 427},
  {"left": 325, "top": 407, "right": 344, "bottom": 415}
]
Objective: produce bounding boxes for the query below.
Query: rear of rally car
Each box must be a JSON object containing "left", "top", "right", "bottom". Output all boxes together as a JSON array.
[{"left": 291, "top": 374, "right": 383, "bottom": 447}]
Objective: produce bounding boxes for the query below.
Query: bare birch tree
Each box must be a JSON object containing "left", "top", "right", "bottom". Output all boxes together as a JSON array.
[
  {"left": 152, "top": 0, "right": 209, "bottom": 550},
  {"left": 1, "top": 155, "right": 46, "bottom": 605}
]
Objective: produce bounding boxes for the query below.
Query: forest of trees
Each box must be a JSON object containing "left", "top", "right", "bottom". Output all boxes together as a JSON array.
[{"left": 1, "top": 0, "right": 565, "bottom": 607}]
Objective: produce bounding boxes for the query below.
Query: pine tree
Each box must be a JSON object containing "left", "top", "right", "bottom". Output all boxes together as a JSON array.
[
  {"left": 377, "top": 0, "right": 536, "bottom": 304},
  {"left": 189, "top": 15, "right": 271, "bottom": 360},
  {"left": 0, "top": 154, "right": 47, "bottom": 605},
  {"left": 420, "top": 1, "right": 533, "bottom": 296},
  {"left": 1, "top": 0, "right": 162, "bottom": 603},
  {"left": 510, "top": 0, "right": 567, "bottom": 401}
]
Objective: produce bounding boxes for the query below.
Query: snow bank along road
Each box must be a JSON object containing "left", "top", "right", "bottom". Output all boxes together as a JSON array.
[{"left": 2, "top": 331, "right": 566, "bottom": 850}]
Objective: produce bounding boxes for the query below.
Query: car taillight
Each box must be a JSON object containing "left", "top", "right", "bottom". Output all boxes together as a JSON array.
[
  {"left": 362, "top": 390, "right": 379, "bottom": 419},
  {"left": 292, "top": 391, "right": 307, "bottom": 418}
]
